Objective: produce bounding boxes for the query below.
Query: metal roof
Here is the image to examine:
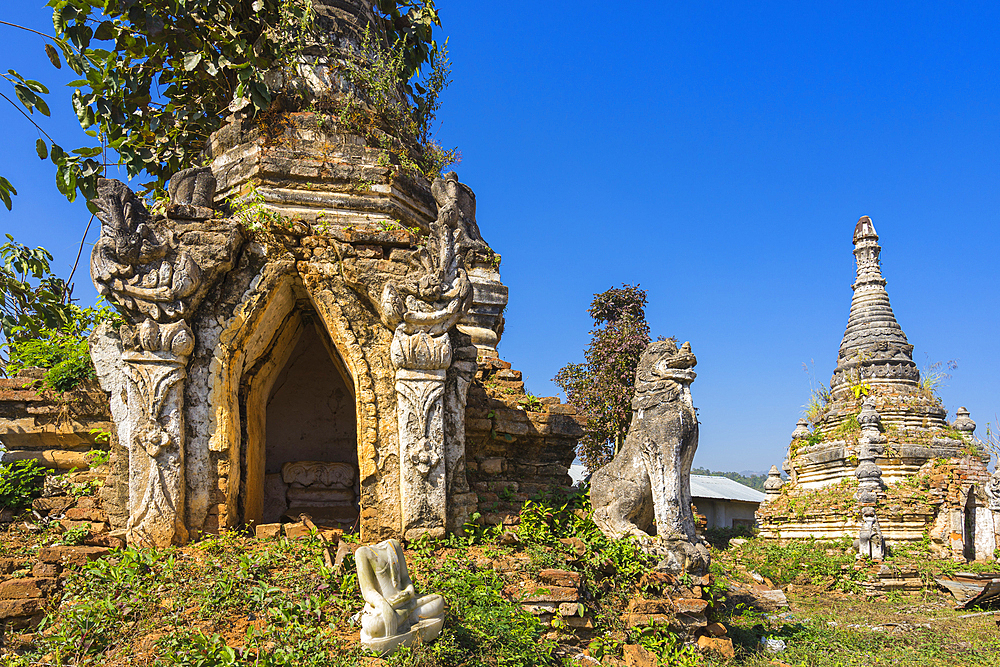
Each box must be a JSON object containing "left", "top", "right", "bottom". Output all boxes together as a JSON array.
[{"left": 689, "top": 475, "right": 765, "bottom": 503}]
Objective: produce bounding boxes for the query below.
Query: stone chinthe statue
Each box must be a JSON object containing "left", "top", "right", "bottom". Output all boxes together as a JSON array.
[
  {"left": 589, "top": 339, "right": 710, "bottom": 575},
  {"left": 355, "top": 538, "right": 444, "bottom": 655}
]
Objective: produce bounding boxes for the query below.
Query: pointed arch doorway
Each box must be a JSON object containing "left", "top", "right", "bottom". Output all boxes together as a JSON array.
[{"left": 240, "top": 307, "right": 360, "bottom": 530}]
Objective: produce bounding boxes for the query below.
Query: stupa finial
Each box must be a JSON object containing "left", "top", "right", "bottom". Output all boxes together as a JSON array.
[{"left": 830, "top": 217, "right": 919, "bottom": 398}]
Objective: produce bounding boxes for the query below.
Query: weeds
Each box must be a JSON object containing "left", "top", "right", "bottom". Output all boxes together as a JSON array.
[{"left": 0, "top": 459, "right": 46, "bottom": 510}]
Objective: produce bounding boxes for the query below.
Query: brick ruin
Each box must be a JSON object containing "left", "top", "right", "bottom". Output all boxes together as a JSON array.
[
  {"left": 0, "top": 1, "right": 582, "bottom": 547},
  {"left": 757, "top": 217, "right": 1000, "bottom": 561}
]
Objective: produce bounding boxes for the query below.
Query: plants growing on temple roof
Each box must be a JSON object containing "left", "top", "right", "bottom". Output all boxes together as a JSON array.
[
  {"left": 0, "top": 1, "right": 448, "bottom": 210},
  {"left": 801, "top": 361, "right": 831, "bottom": 425},
  {"left": 336, "top": 24, "right": 458, "bottom": 179},
  {"left": 919, "top": 358, "right": 957, "bottom": 399},
  {"left": 554, "top": 284, "right": 653, "bottom": 472}
]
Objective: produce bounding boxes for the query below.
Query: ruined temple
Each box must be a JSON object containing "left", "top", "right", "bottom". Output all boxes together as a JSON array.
[
  {"left": 757, "top": 217, "right": 1000, "bottom": 561},
  {"left": 0, "top": 1, "right": 582, "bottom": 547}
]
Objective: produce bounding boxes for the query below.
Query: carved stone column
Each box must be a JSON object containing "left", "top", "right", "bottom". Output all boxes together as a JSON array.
[
  {"left": 367, "top": 172, "right": 480, "bottom": 539},
  {"left": 986, "top": 470, "right": 1000, "bottom": 554},
  {"left": 444, "top": 331, "right": 479, "bottom": 531},
  {"left": 855, "top": 396, "right": 886, "bottom": 559},
  {"left": 390, "top": 329, "right": 451, "bottom": 539},
  {"left": 90, "top": 169, "right": 240, "bottom": 547},
  {"left": 854, "top": 397, "right": 885, "bottom": 505}
]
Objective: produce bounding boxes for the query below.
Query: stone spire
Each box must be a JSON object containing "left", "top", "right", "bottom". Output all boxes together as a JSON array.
[{"left": 830, "top": 216, "right": 919, "bottom": 399}]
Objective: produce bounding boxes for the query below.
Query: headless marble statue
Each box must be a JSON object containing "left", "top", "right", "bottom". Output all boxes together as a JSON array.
[{"left": 356, "top": 538, "right": 445, "bottom": 655}]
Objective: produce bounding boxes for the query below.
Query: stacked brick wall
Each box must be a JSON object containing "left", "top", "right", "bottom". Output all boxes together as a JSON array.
[
  {"left": 0, "top": 369, "right": 112, "bottom": 471},
  {"left": 466, "top": 358, "right": 584, "bottom": 526}
]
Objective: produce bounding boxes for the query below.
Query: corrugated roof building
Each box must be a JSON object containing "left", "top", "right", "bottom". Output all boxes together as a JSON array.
[{"left": 690, "top": 474, "right": 765, "bottom": 530}]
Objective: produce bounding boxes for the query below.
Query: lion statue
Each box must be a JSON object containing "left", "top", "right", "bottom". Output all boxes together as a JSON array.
[{"left": 589, "top": 339, "right": 709, "bottom": 573}]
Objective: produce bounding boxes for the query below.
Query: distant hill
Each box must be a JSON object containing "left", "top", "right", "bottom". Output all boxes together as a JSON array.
[{"left": 691, "top": 467, "right": 767, "bottom": 492}]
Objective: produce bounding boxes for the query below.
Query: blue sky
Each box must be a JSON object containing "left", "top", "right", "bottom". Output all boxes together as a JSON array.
[{"left": 2, "top": 2, "right": 998, "bottom": 472}]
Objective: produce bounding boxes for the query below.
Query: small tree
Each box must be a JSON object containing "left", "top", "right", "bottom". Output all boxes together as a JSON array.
[{"left": 554, "top": 284, "right": 652, "bottom": 472}]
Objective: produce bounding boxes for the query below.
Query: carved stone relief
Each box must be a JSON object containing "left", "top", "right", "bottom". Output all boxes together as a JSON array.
[
  {"left": 354, "top": 172, "right": 481, "bottom": 539},
  {"left": 90, "top": 174, "right": 242, "bottom": 547}
]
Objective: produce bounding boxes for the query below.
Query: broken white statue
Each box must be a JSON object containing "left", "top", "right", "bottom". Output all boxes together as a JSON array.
[{"left": 355, "top": 538, "right": 444, "bottom": 655}]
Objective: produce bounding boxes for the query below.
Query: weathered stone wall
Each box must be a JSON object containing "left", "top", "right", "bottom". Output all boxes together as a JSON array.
[
  {"left": 758, "top": 454, "right": 996, "bottom": 559},
  {"left": 0, "top": 370, "right": 112, "bottom": 471},
  {"left": 465, "top": 357, "right": 582, "bottom": 526}
]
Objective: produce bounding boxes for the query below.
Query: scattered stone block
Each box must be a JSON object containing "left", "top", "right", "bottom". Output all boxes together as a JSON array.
[
  {"left": 538, "top": 569, "right": 581, "bottom": 588},
  {"left": 756, "top": 589, "right": 789, "bottom": 608},
  {"left": 0, "top": 597, "right": 45, "bottom": 620},
  {"left": 626, "top": 598, "right": 673, "bottom": 615},
  {"left": 0, "top": 558, "right": 24, "bottom": 575},
  {"left": 283, "top": 522, "right": 311, "bottom": 540},
  {"left": 559, "top": 537, "right": 587, "bottom": 557},
  {"left": 705, "top": 622, "right": 727, "bottom": 637},
  {"left": 255, "top": 523, "right": 282, "bottom": 539},
  {"left": 512, "top": 585, "right": 579, "bottom": 603},
  {"left": 85, "top": 533, "right": 126, "bottom": 549},
  {"left": 32, "top": 562, "right": 60, "bottom": 578},
  {"left": 622, "top": 644, "right": 657, "bottom": 667},
  {"left": 333, "top": 540, "right": 360, "bottom": 571},
  {"left": 674, "top": 598, "right": 709, "bottom": 614},
  {"left": 697, "top": 635, "right": 735, "bottom": 659},
  {"left": 558, "top": 602, "right": 584, "bottom": 617},
  {"left": 57, "top": 519, "right": 107, "bottom": 533},
  {"left": 31, "top": 496, "right": 74, "bottom": 515},
  {"left": 37, "top": 545, "right": 110, "bottom": 566},
  {"left": 65, "top": 507, "right": 108, "bottom": 522},
  {"left": 0, "top": 577, "right": 57, "bottom": 599}
]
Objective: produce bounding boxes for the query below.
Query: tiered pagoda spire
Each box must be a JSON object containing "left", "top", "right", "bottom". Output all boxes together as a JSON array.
[{"left": 830, "top": 216, "right": 920, "bottom": 400}]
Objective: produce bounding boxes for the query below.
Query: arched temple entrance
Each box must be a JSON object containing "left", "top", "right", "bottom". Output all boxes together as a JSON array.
[{"left": 240, "top": 307, "right": 359, "bottom": 529}]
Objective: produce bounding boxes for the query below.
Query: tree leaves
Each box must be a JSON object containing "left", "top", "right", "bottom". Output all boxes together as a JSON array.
[
  {"left": 554, "top": 285, "right": 653, "bottom": 472},
  {"left": 35, "top": 138, "right": 48, "bottom": 160},
  {"left": 0, "top": 178, "right": 16, "bottom": 211},
  {"left": 44, "top": 43, "right": 62, "bottom": 69},
  {"left": 182, "top": 52, "right": 202, "bottom": 71}
]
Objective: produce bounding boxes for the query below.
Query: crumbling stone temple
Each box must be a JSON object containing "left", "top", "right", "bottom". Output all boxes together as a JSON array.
[
  {"left": 757, "top": 217, "right": 1000, "bottom": 561},
  {"left": 0, "top": 1, "right": 582, "bottom": 547}
]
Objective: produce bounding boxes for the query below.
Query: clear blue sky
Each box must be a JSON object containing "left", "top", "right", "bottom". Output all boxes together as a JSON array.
[{"left": 2, "top": 2, "right": 998, "bottom": 473}]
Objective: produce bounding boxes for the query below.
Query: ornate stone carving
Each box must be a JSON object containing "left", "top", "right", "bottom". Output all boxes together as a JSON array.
[
  {"left": 92, "top": 179, "right": 202, "bottom": 324},
  {"left": 986, "top": 470, "right": 1000, "bottom": 512},
  {"left": 367, "top": 172, "right": 477, "bottom": 539},
  {"left": 951, "top": 407, "right": 976, "bottom": 437},
  {"left": 791, "top": 418, "right": 810, "bottom": 440},
  {"left": 763, "top": 465, "right": 784, "bottom": 502},
  {"left": 858, "top": 506, "right": 885, "bottom": 560},
  {"left": 282, "top": 461, "right": 358, "bottom": 516},
  {"left": 355, "top": 538, "right": 444, "bottom": 655},
  {"left": 854, "top": 396, "right": 885, "bottom": 506},
  {"left": 89, "top": 175, "right": 241, "bottom": 547},
  {"left": 590, "top": 340, "right": 709, "bottom": 574},
  {"left": 282, "top": 460, "right": 356, "bottom": 488}
]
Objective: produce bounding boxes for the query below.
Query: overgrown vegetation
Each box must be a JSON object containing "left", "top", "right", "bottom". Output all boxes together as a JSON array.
[
  {"left": 335, "top": 24, "right": 458, "bottom": 179},
  {"left": 0, "top": 459, "right": 47, "bottom": 510},
  {"left": 0, "top": 0, "right": 450, "bottom": 210},
  {"left": 3, "top": 485, "right": 999, "bottom": 665}
]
